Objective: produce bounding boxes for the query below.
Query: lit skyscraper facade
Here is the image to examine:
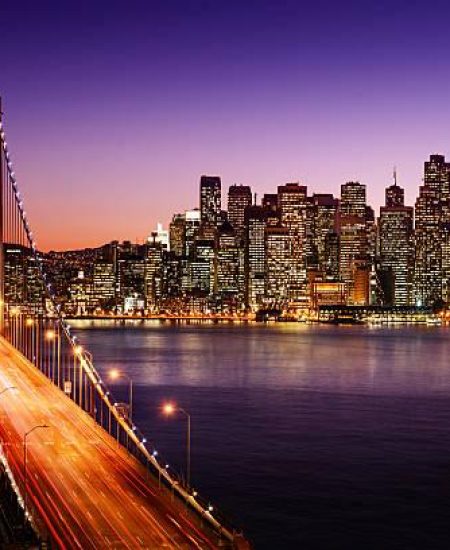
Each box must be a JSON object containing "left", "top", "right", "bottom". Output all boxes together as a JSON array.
[
  {"left": 216, "top": 222, "right": 244, "bottom": 310},
  {"left": 277, "top": 183, "right": 308, "bottom": 302},
  {"left": 184, "top": 209, "right": 201, "bottom": 257},
  {"left": 265, "top": 225, "right": 290, "bottom": 305},
  {"left": 227, "top": 184, "right": 252, "bottom": 237},
  {"left": 310, "top": 194, "right": 338, "bottom": 276},
  {"left": 339, "top": 182, "right": 369, "bottom": 304},
  {"left": 386, "top": 173, "right": 404, "bottom": 207},
  {"left": 414, "top": 155, "right": 450, "bottom": 305},
  {"left": 169, "top": 214, "right": 185, "bottom": 257},
  {"left": 340, "top": 181, "right": 366, "bottom": 217},
  {"left": 200, "top": 175, "right": 222, "bottom": 227},
  {"left": 379, "top": 181, "right": 414, "bottom": 305},
  {"left": 245, "top": 205, "right": 266, "bottom": 310}
]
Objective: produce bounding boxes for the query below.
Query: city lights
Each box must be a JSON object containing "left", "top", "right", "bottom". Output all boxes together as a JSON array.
[{"left": 16, "top": 155, "right": 448, "bottom": 325}]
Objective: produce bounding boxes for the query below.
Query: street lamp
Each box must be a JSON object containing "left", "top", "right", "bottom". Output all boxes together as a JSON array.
[
  {"left": 73, "top": 345, "right": 94, "bottom": 410},
  {"left": 23, "top": 424, "right": 49, "bottom": 524},
  {"left": 162, "top": 402, "right": 191, "bottom": 487},
  {"left": 109, "top": 369, "right": 133, "bottom": 421},
  {"left": 44, "top": 329, "right": 56, "bottom": 379}
]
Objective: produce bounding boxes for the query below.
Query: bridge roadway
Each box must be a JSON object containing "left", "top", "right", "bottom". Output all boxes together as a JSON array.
[{"left": 0, "top": 336, "right": 227, "bottom": 549}]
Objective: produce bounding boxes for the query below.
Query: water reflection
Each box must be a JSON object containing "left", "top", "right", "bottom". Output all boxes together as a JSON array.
[
  {"left": 70, "top": 322, "right": 450, "bottom": 395},
  {"left": 69, "top": 322, "right": 450, "bottom": 549}
]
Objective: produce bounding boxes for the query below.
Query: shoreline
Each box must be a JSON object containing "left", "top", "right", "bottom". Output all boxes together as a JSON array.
[{"left": 65, "top": 315, "right": 445, "bottom": 326}]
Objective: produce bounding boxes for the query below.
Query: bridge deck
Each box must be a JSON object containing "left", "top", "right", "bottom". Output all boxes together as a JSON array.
[{"left": 0, "top": 336, "right": 222, "bottom": 549}]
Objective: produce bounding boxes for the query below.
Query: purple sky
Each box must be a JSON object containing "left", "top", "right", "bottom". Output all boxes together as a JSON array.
[{"left": 2, "top": 0, "right": 450, "bottom": 250}]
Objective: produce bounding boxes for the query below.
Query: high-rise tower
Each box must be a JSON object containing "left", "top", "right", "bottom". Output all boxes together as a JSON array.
[
  {"left": 414, "top": 155, "right": 450, "bottom": 305},
  {"left": 339, "top": 182, "right": 369, "bottom": 304},
  {"left": 379, "top": 177, "right": 414, "bottom": 305},
  {"left": 200, "top": 175, "right": 221, "bottom": 227},
  {"left": 277, "top": 183, "right": 308, "bottom": 302},
  {"left": 227, "top": 184, "right": 252, "bottom": 236}
]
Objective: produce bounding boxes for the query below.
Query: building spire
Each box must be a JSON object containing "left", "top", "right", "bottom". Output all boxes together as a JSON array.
[{"left": 393, "top": 166, "right": 398, "bottom": 187}]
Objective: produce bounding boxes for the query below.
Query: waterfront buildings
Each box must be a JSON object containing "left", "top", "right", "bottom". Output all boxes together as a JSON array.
[{"left": 42, "top": 159, "right": 450, "bottom": 316}]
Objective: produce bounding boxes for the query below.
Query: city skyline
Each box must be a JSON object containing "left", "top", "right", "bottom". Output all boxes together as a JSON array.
[
  {"left": 32, "top": 158, "right": 438, "bottom": 245},
  {"left": 11, "top": 153, "right": 446, "bottom": 321},
  {"left": 4, "top": 0, "right": 450, "bottom": 250},
  {"left": 21, "top": 161, "right": 443, "bottom": 252}
]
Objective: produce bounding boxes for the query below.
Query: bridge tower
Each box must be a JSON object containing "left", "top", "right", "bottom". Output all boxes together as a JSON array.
[{"left": 0, "top": 97, "right": 4, "bottom": 335}]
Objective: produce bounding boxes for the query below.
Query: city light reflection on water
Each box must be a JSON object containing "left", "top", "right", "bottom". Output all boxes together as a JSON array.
[{"left": 71, "top": 321, "right": 450, "bottom": 549}]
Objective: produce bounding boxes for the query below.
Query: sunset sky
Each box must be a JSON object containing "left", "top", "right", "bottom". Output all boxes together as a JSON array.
[{"left": 3, "top": 0, "right": 450, "bottom": 250}]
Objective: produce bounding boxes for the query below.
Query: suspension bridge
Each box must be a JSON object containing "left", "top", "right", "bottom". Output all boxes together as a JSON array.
[{"left": 0, "top": 100, "right": 249, "bottom": 548}]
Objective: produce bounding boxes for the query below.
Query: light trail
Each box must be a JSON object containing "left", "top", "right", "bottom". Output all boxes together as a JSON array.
[{"left": 0, "top": 336, "right": 227, "bottom": 549}]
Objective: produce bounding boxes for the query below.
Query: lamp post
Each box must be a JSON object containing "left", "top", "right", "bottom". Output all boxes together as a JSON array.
[
  {"left": 163, "top": 402, "right": 191, "bottom": 487},
  {"left": 23, "top": 424, "right": 49, "bottom": 525},
  {"left": 74, "top": 345, "right": 93, "bottom": 410},
  {"left": 109, "top": 369, "right": 133, "bottom": 421},
  {"left": 45, "top": 328, "right": 56, "bottom": 381},
  {"left": 82, "top": 349, "right": 94, "bottom": 416},
  {"left": 25, "top": 318, "right": 34, "bottom": 362}
]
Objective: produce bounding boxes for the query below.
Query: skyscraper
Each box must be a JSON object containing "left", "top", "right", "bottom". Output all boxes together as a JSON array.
[
  {"left": 414, "top": 154, "right": 450, "bottom": 305},
  {"left": 184, "top": 209, "right": 201, "bottom": 257},
  {"left": 340, "top": 181, "right": 366, "bottom": 217},
  {"left": 379, "top": 180, "right": 414, "bottom": 305},
  {"left": 310, "top": 194, "right": 338, "bottom": 276},
  {"left": 262, "top": 194, "right": 279, "bottom": 227},
  {"left": 339, "top": 182, "right": 369, "bottom": 304},
  {"left": 169, "top": 214, "right": 185, "bottom": 257},
  {"left": 93, "top": 261, "right": 116, "bottom": 310},
  {"left": 145, "top": 241, "right": 164, "bottom": 309},
  {"left": 227, "top": 184, "right": 252, "bottom": 236},
  {"left": 216, "top": 221, "right": 244, "bottom": 310},
  {"left": 200, "top": 175, "right": 222, "bottom": 226},
  {"left": 385, "top": 171, "right": 404, "bottom": 207},
  {"left": 245, "top": 205, "right": 266, "bottom": 311},
  {"left": 277, "top": 183, "right": 308, "bottom": 302},
  {"left": 265, "top": 225, "right": 290, "bottom": 305},
  {"left": 414, "top": 185, "right": 443, "bottom": 305}
]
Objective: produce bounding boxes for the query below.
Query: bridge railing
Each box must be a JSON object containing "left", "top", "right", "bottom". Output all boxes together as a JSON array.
[{"left": 0, "top": 104, "right": 245, "bottom": 546}]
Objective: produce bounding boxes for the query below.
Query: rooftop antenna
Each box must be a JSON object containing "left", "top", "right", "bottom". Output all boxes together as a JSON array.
[{"left": 393, "top": 166, "right": 398, "bottom": 186}]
